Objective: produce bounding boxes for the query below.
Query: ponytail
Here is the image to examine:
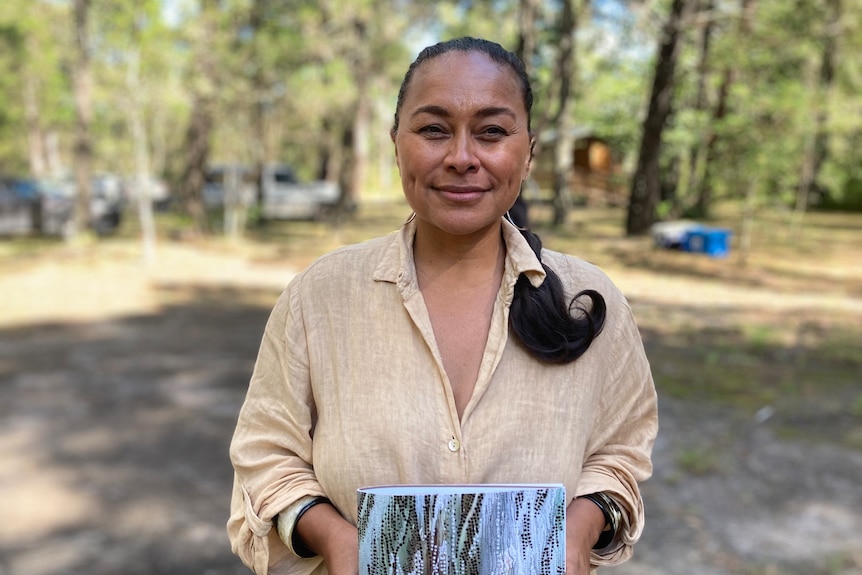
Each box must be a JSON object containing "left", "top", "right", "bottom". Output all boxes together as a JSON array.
[{"left": 509, "top": 229, "right": 606, "bottom": 363}]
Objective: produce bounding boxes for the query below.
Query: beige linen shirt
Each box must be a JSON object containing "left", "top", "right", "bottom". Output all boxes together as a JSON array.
[{"left": 228, "top": 218, "right": 658, "bottom": 574}]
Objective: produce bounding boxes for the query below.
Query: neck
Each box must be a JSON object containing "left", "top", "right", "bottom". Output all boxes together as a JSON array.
[{"left": 413, "top": 220, "right": 506, "bottom": 290}]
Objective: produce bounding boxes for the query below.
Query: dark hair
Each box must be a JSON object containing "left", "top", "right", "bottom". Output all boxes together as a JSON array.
[
  {"left": 510, "top": 232, "right": 606, "bottom": 363},
  {"left": 394, "top": 37, "right": 605, "bottom": 363},
  {"left": 391, "top": 37, "right": 533, "bottom": 136}
]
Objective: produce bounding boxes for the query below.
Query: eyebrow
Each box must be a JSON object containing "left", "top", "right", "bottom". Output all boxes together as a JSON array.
[{"left": 411, "top": 105, "right": 517, "bottom": 121}]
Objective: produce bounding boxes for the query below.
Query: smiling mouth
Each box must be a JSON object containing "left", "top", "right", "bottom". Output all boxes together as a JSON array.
[{"left": 436, "top": 185, "right": 487, "bottom": 195}]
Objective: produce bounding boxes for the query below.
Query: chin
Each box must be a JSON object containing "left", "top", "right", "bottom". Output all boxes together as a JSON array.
[{"left": 425, "top": 213, "right": 504, "bottom": 237}]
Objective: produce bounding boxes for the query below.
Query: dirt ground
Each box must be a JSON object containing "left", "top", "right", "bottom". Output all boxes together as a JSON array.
[{"left": 1, "top": 204, "right": 860, "bottom": 575}]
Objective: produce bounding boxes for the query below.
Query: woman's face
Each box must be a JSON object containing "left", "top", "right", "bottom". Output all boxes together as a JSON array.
[{"left": 392, "top": 51, "right": 533, "bottom": 238}]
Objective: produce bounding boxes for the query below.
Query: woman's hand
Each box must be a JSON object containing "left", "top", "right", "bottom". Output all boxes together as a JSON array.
[
  {"left": 295, "top": 502, "right": 359, "bottom": 575},
  {"left": 564, "top": 497, "right": 606, "bottom": 575}
]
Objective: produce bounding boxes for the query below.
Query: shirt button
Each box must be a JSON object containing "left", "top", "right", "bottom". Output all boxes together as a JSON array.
[{"left": 447, "top": 438, "right": 460, "bottom": 452}]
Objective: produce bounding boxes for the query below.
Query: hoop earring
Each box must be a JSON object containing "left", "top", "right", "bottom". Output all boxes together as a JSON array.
[{"left": 405, "top": 212, "right": 416, "bottom": 224}]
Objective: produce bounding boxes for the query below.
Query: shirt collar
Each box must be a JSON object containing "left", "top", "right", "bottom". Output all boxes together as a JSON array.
[{"left": 372, "top": 217, "right": 546, "bottom": 293}]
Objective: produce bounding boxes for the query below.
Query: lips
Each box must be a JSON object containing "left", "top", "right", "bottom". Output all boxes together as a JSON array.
[
  {"left": 434, "top": 185, "right": 488, "bottom": 204},
  {"left": 435, "top": 184, "right": 489, "bottom": 200}
]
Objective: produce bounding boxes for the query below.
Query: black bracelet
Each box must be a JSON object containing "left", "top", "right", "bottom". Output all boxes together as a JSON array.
[
  {"left": 580, "top": 492, "right": 621, "bottom": 550},
  {"left": 291, "top": 496, "right": 332, "bottom": 558}
]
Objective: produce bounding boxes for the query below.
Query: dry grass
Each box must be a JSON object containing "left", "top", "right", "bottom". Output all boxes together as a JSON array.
[{"left": 2, "top": 200, "right": 861, "bottom": 425}]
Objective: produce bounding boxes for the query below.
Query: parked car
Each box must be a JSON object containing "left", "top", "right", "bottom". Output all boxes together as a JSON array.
[
  {"left": 203, "top": 164, "right": 342, "bottom": 221},
  {"left": 258, "top": 164, "right": 341, "bottom": 221},
  {"left": 0, "top": 176, "right": 124, "bottom": 238},
  {"left": 0, "top": 178, "right": 74, "bottom": 238},
  {"left": 0, "top": 179, "right": 37, "bottom": 236}
]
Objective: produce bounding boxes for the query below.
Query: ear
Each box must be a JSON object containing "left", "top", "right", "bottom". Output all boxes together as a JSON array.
[
  {"left": 392, "top": 132, "right": 402, "bottom": 172},
  {"left": 522, "top": 136, "right": 536, "bottom": 181}
]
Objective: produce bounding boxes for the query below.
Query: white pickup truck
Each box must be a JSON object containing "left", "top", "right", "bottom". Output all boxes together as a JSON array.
[
  {"left": 204, "top": 164, "right": 341, "bottom": 221},
  {"left": 259, "top": 164, "right": 340, "bottom": 221}
]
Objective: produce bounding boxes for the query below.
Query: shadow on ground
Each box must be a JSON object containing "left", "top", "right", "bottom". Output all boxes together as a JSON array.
[
  {"left": 0, "top": 285, "right": 272, "bottom": 575},
  {"left": 1, "top": 282, "right": 860, "bottom": 575}
]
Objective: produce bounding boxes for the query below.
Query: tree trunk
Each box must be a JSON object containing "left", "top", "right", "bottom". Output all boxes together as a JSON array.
[
  {"left": 72, "top": 0, "right": 93, "bottom": 236},
  {"left": 795, "top": 0, "right": 840, "bottom": 219},
  {"left": 626, "top": 0, "right": 688, "bottom": 236},
  {"left": 730, "top": 0, "right": 760, "bottom": 268},
  {"left": 45, "top": 130, "right": 63, "bottom": 179},
  {"left": 551, "top": 0, "right": 579, "bottom": 227},
  {"left": 125, "top": 46, "right": 157, "bottom": 263},
  {"left": 697, "top": 0, "right": 755, "bottom": 214},
  {"left": 514, "top": 0, "right": 542, "bottom": 228},
  {"left": 516, "top": 0, "right": 541, "bottom": 79},
  {"left": 249, "top": 0, "right": 269, "bottom": 211},
  {"left": 178, "top": 0, "right": 218, "bottom": 233},
  {"left": 683, "top": 0, "right": 715, "bottom": 218},
  {"left": 23, "top": 70, "right": 47, "bottom": 180},
  {"left": 348, "top": 20, "right": 372, "bottom": 211},
  {"left": 180, "top": 102, "right": 212, "bottom": 232},
  {"left": 23, "top": 28, "right": 48, "bottom": 180}
]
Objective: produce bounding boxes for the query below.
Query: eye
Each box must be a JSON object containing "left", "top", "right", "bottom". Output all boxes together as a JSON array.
[
  {"left": 418, "top": 124, "right": 448, "bottom": 138},
  {"left": 478, "top": 125, "right": 509, "bottom": 140}
]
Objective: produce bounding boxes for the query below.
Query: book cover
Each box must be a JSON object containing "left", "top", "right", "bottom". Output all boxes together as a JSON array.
[{"left": 357, "top": 484, "right": 565, "bottom": 575}]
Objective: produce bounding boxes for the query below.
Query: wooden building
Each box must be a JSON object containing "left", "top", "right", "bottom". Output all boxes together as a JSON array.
[{"left": 525, "top": 128, "right": 626, "bottom": 208}]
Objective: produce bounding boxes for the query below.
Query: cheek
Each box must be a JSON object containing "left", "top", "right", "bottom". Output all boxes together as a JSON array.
[
  {"left": 495, "top": 151, "right": 531, "bottom": 182},
  {"left": 398, "top": 148, "right": 433, "bottom": 179}
]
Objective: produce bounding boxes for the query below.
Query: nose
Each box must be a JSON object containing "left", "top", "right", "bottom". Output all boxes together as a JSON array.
[{"left": 444, "top": 131, "right": 478, "bottom": 174}]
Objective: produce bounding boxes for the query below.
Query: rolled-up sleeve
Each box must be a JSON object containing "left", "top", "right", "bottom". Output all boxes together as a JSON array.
[
  {"left": 227, "top": 277, "right": 327, "bottom": 573},
  {"left": 577, "top": 298, "right": 658, "bottom": 566}
]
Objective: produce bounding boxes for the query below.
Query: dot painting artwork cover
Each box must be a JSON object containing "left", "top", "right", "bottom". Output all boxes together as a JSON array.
[{"left": 357, "top": 484, "right": 566, "bottom": 575}]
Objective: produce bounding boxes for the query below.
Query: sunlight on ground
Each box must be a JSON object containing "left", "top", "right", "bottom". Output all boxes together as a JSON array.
[{"left": 1, "top": 202, "right": 860, "bottom": 575}]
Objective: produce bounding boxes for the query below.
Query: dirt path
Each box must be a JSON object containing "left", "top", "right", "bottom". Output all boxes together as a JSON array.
[{"left": 1, "top": 218, "right": 860, "bottom": 575}]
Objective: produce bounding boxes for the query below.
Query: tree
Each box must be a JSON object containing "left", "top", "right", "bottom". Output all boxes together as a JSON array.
[
  {"left": 1, "top": 0, "right": 860, "bottom": 233},
  {"left": 696, "top": 0, "right": 755, "bottom": 218},
  {"left": 98, "top": 0, "right": 167, "bottom": 260},
  {"left": 18, "top": 10, "right": 51, "bottom": 181},
  {"left": 178, "top": 0, "right": 220, "bottom": 234},
  {"left": 626, "top": 0, "right": 689, "bottom": 236},
  {"left": 549, "top": 0, "right": 582, "bottom": 227},
  {"left": 335, "top": 0, "right": 412, "bottom": 208},
  {"left": 680, "top": 0, "right": 716, "bottom": 218},
  {"left": 72, "top": 0, "right": 93, "bottom": 235},
  {"left": 796, "top": 0, "right": 841, "bottom": 219},
  {"left": 516, "top": 0, "right": 541, "bottom": 78}
]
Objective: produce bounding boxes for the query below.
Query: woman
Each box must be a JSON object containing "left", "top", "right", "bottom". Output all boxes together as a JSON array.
[{"left": 228, "top": 37, "right": 658, "bottom": 575}]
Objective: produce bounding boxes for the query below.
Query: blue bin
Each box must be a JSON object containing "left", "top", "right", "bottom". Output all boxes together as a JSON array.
[{"left": 683, "top": 227, "right": 732, "bottom": 258}]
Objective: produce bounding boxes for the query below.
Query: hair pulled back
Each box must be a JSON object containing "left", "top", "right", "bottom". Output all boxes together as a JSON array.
[
  {"left": 394, "top": 37, "right": 605, "bottom": 363},
  {"left": 391, "top": 37, "right": 533, "bottom": 136},
  {"left": 510, "top": 231, "right": 606, "bottom": 363}
]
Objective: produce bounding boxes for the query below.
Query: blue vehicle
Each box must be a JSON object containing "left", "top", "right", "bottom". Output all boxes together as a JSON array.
[{"left": 0, "top": 176, "right": 123, "bottom": 238}]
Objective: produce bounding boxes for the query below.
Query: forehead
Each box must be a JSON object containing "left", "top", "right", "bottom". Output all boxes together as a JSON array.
[{"left": 403, "top": 51, "right": 526, "bottom": 117}]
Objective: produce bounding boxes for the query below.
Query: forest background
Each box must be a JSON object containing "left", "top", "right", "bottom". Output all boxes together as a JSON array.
[{"left": 1, "top": 0, "right": 861, "bottom": 241}]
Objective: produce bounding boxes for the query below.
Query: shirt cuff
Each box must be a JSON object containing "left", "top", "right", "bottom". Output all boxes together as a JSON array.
[{"left": 276, "top": 495, "right": 323, "bottom": 557}]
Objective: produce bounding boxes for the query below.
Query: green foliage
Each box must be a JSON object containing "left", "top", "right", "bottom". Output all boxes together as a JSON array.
[
  {"left": 0, "top": 0, "right": 858, "bottom": 228},
  {"left": 436, "top": 1, "right": 519, "bottom": 44},
  {"left": 0, "top": 12, "right": 28, "bottom": 170}
]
